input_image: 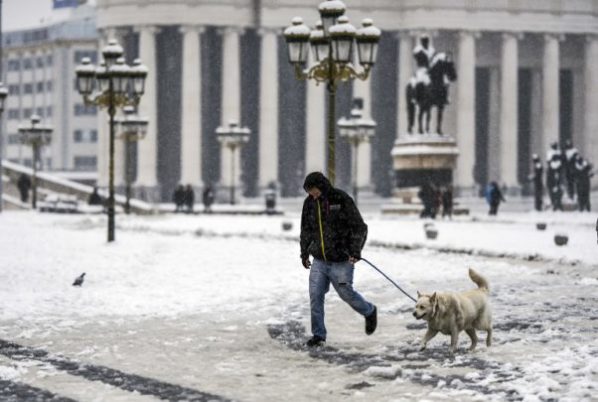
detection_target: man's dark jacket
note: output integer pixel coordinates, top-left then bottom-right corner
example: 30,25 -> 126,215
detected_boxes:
300,172 -> 368,262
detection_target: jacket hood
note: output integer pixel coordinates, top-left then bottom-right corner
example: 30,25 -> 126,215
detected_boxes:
303,172 -> 332,194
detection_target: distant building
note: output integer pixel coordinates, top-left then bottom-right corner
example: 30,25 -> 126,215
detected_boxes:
2,4 -> 98,179
92,0 -> 598,201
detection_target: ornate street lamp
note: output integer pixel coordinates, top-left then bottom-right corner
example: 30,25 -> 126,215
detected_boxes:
0,82 -> 8,213
115,105 -> 148,214
284,0 -> 380,184
216,121 -> 250,205
337,101 -> 375,205
75,39 -> 148,242
18,115 -> 52,209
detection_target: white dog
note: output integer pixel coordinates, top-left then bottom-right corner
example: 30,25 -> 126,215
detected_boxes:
413,269 -> 492,354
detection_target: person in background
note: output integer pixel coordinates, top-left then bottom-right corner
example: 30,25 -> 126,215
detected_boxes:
88,187 -> 103,206
441,185 -> 453,219
184,184 -> 195,214
486,181 -> 505,216
173,184 -> 185,213
528,154 -> 544,212
202,185 -> 215,213
17,173 -> 31,203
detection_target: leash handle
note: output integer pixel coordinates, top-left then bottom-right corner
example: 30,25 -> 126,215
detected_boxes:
360,257 -> 417,303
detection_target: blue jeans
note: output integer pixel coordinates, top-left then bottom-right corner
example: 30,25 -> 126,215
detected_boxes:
309,258 -> 375,339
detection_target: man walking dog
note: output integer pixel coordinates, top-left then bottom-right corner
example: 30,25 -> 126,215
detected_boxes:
300,172 -> 377,347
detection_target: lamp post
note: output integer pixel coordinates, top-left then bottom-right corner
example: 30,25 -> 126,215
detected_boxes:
18,115 -> 52,209
337,102 -> 375,205
283,0 -> 380,185
115,105 -> 148,214
0,83 -> 7,212
75,39 -> 148,242
216,121 -> 250,205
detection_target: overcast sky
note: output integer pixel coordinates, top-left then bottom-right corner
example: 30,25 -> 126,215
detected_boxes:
3,0 -> 96,32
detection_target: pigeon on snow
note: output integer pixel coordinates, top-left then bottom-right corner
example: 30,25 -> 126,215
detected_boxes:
72,273 -> 86,287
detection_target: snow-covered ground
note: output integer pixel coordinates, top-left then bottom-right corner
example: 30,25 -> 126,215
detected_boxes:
0,210 -> 596,401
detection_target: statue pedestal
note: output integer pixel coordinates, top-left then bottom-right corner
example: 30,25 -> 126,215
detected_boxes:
382,133 -> 468,216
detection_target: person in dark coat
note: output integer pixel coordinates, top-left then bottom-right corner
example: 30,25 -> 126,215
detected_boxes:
202,185 -> 214,213
574,157 -> 593,212
486,181 -> 505,215
563,140 -> 579,201
173,184 -> 185,213
184,184 -> 195,213
300,172 -> 377,347
547,153 -> 564,211
17,174 -> 31,203
441,185 -> 453,219
88,187 -> 103,206
418,181 -> 436,219
528,154 -> 544,212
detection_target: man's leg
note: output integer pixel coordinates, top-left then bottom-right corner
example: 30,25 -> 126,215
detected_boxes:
309,259 -> 330,340
329,261 -> 374,317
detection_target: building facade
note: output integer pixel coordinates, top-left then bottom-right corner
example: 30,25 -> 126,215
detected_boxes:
2,5 -> 99,177
90,0 -> 598,199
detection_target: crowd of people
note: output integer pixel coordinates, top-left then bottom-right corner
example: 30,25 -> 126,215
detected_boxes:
417,182 -> 454,219
529,140 -> 594,212
172,184 -> 214,213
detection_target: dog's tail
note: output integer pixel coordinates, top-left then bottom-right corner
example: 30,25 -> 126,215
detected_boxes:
469,268 -> 489,292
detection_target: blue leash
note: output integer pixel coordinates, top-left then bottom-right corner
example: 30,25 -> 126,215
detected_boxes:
360,257 -> 417,303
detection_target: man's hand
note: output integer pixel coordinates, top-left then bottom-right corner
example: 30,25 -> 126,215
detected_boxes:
349,256 -> 359,264
302,257 -> 311,269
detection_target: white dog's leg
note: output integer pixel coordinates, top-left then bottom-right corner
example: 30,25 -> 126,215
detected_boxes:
420,329 -> 438,351
486,327 -> 492,347
449,330 -> 460,354
465,328 -> 478,351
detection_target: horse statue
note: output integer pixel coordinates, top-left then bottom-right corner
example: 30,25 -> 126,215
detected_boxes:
406,50 -> 457,135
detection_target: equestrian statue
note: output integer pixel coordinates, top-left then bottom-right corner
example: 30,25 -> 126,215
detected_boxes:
406,35 -> 457,135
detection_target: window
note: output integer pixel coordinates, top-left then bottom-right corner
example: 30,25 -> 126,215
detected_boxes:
74,156 -> 97,171
46,106 -> 53,117
74,129 -> 98,143
46,55 -> 53,66
36,82 -> 45,93
36,57 -> 44,68
7,60 -> 20,71
23,83 -> 33,94
23,108 -> 33,118
36,107 -> 44,117
8,84 -> 20,95
74,103 -> 97,116
8,109 -> 20,120
46,81 -> 53,92
23,59 -> 33,70
7,134 -> 20,144
74,50 -> 97,64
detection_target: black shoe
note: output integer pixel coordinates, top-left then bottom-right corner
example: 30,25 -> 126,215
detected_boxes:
365,305 -> 377,335
305,336 -> 326,347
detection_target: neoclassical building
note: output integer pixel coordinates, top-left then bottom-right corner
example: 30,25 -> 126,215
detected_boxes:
95,0 -> 598,200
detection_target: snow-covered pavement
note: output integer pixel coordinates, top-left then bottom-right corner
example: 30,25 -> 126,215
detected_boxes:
0,211 -> 597,401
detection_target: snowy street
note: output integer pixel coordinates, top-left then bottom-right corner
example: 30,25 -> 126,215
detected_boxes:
0,211 -> 597,401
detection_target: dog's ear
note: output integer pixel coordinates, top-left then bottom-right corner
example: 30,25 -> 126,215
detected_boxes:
417,290 -> 422,299
430,292 -> 436,302
431,292 -> 438,316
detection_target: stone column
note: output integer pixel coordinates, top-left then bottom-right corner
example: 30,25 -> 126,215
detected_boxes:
134,25 -> 160,199
179,25 -> 204,189
584,34 -> 598,171
499,33 -> 520,192
542,34 -> 561,156
455,31 -> 477,194
258,28 -> 279,193
353,78 -> 373,193
305,51 -> 325,173
219,28 -> 242,190
397,32 -> 413,138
